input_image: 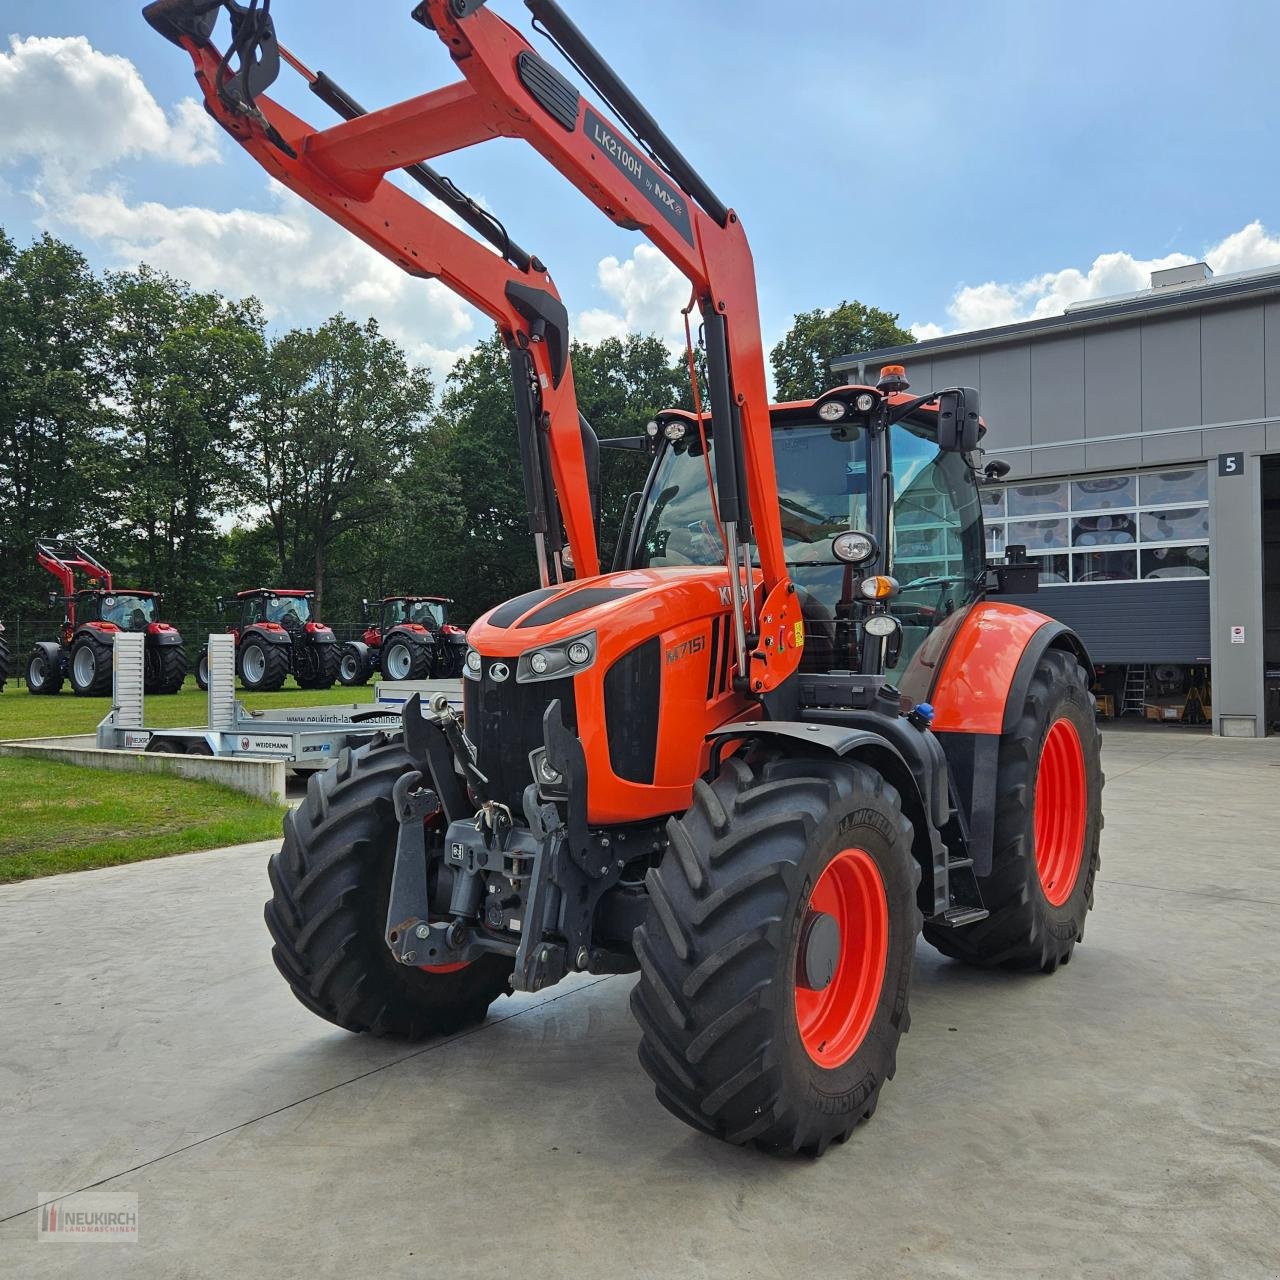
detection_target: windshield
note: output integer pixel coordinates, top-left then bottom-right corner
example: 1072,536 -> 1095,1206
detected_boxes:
632,422 -> 869,570
264,595 -> 311,625
100,594 -> 156,629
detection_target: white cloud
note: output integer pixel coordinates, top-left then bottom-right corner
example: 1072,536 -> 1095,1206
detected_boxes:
52,183 -> 479,385
574,243 -> 690,350
0,34 -> 219,173
910,220 -> 1280,339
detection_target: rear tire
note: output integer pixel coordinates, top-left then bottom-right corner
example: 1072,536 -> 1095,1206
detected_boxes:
380,637 -> 431,682
631,754 -> 920,1154
238,639 -> 289,692
26,647 -> 63,695
195,647 -> 209,691
264,735 -> 513,1037
338,643 -> 371,687
923,648 -> 1103,973
145,644 -> 188,694
70,636 -> 112,696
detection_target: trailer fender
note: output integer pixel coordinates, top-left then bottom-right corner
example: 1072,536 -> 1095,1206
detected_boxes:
706,719 -> 949,917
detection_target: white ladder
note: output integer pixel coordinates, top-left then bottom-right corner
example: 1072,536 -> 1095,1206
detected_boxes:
1121,664 -> 1147,716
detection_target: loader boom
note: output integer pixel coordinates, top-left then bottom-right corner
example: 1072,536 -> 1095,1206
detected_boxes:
144,0 -> 800,691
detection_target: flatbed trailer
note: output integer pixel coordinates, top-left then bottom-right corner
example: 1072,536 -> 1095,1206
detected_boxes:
96,634 -> 461,768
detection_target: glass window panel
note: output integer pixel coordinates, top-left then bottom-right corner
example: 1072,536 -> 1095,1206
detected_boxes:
1030,552 -> 1071,585
979,486 -> 1006,518
1073,549 -> 1137,582
1141,544 -> 1209,579
1071,475 -> 1136,510
985,524 -> 1006,557
1139,467 -> 1207,506
1071,513 -> 1136,547
1139,507 -> 1210,543
1007,482 -> 1068,516
1006,516 -> 1069,551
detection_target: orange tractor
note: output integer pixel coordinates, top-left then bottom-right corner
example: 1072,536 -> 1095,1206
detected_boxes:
148,0 -> 1103,1153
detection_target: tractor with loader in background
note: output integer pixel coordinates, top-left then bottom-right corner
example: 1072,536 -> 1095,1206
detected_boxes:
25,540 -> 187,697
339,595 -> 468,686
194,588 -> 340,692
148,0 -> 1103,1155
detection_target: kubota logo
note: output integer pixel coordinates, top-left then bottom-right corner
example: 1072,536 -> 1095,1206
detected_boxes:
489,662 -> 510,683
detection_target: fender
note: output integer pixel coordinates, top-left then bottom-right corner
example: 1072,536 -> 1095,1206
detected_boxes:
242,624 -> 293,647
344,640 -> 372,664
30,639 -> 64,670
75,623 -> 117,645
924,602 -> 1093,876
706,718 -> 951,918
304,621 -> 337,643
145,625 -> 185,647
385,625 -> 435,649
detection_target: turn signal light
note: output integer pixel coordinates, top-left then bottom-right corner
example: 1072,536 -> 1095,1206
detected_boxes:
859,575 -> 900,600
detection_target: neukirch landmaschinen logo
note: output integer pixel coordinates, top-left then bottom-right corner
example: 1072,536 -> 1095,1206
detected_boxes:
38,1192 -> 138,1243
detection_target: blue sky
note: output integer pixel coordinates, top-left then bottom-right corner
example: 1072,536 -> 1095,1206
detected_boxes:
3,0 -> 1278,383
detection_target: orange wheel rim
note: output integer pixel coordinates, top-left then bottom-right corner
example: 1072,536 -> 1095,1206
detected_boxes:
1034,718 -> 1087,907
794,847 -> 889,1068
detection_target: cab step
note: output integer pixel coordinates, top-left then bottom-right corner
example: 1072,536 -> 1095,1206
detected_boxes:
928,905 -> 989,928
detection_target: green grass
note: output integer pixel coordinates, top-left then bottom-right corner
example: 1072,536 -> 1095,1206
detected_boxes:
0,675 -> 369,740
0,755 -> 286,882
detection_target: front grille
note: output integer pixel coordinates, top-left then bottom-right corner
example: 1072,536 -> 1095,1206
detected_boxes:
463,665 -> 576,812
604,639 -> 660,784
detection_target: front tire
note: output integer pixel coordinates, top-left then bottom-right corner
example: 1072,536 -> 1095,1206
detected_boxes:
238,639 -> 289,692
264,735 -> 513,1037
923,648 -> 1103,972
338,643 -> 371,686
195,647 -> 210,691
631,754 -> 920,1154
145,644 -> 188,694
380,636 -> 431,682
26,647 -> 64,695
70,636 -> 112,696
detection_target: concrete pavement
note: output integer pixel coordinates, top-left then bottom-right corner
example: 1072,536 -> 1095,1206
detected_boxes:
1,725 -> 1277,1278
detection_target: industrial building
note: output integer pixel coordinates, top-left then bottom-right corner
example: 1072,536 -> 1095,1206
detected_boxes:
837,262 -> 1280,736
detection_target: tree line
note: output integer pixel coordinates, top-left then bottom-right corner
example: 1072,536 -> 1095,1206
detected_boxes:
0,227 -> 910,628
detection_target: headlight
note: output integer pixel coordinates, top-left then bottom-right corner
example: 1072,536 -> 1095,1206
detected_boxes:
863,613 -> 900,638
464,648 -> 482,678
832,531 -> 878,564
817,400 -> 847,422
516,631 -> 597,682
855,392 -> 876,412
645,420 -> 660,438
663,421 -> 687,441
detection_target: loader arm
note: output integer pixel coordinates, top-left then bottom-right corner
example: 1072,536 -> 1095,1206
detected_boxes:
145,0 -> 799,690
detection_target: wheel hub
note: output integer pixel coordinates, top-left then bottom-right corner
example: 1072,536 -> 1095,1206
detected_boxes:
1034,717 -> 1088,906
797,910 -> 841,992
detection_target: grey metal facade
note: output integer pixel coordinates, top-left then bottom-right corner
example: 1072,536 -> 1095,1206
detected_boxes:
835,266 -> 1280,736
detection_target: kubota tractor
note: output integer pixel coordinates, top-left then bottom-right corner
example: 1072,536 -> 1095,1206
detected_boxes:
339,595 -> 467,685
150,0 -> 1104,1154
194,589 -> 339,692
26,540 -> 187,696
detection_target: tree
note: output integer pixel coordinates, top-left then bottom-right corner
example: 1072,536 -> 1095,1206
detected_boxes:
0,231 -> 113,614
569,334 -> 691,566
104,266 -> 265,614
770,300 -> 913,401
242,315 -> 434,615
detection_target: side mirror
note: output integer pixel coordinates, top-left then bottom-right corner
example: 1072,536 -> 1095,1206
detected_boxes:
48,591 -> 59,608
360,598 -> 370,624
215,596 -> 225,614
937,387 -> 981,452
983,458 -> 1012,481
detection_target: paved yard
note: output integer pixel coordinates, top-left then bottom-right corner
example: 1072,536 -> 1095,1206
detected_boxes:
0,725 -> 1277,1278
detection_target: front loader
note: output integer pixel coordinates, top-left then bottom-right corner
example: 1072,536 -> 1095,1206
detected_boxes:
147,0 -> 1103,1154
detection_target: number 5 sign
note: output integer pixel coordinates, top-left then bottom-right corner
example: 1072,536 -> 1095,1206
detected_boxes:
1218,451 -> 1245,477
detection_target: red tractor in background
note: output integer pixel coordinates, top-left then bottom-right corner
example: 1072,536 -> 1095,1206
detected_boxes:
25,540 -> 187,697
194,588 -> 339,692
338,595 -> 468,686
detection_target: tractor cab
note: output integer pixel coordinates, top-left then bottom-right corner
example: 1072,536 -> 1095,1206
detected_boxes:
382,596 -> 450,632
233,589 -> 315,633
75,590 -> 159,632
621,374 -> 994,681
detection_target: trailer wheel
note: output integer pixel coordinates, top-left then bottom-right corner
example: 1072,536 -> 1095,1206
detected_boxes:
923,648 -> 1103,973
296,642 -> 340,690
338,643 -> 371,686
631,754 -> 920,1155
146,644 -> 188,695
70,635 -> 112,696
264,735 -> 513,1037
195,647 -> 210,691
239,639 -> 288,692
380,637 -> 431,682
26,646 -> 63,695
